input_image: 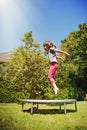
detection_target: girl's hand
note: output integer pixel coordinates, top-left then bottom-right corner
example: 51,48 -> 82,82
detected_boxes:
65,52 -> 70,56
57,56 -> 64,61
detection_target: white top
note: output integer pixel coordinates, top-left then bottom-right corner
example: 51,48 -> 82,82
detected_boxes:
48,47 -> 58,63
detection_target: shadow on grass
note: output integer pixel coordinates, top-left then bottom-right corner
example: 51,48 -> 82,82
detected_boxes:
22,107 -> 76,114
74,126 -> 87,130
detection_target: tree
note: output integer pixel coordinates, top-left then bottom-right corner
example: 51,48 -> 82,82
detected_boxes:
58,23 -> 87,100
3,31 -> 54,102
21,31 -> 40,50
5,46 -> 49,99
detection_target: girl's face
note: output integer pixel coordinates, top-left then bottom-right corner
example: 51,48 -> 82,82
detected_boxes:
44,44 -> 50,52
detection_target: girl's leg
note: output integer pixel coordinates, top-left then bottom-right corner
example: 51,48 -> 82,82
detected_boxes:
48,63 -> 59,96
52,82 -> 59,96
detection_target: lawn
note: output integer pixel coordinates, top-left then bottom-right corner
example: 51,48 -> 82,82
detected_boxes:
0,101 -> 87,130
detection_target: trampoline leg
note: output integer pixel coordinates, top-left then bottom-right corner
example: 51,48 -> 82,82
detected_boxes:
59,104 -> 61,110
37,103 -> 39,109
22,103 -> 24,111
31,102 -> 33,114
64,103 -> 66,114
75,101 -> 77,111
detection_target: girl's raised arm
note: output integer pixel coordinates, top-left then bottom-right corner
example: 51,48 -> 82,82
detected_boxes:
54,49 -> 70,56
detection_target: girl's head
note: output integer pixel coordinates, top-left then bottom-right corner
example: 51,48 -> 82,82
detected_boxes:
43,41 -> 53,51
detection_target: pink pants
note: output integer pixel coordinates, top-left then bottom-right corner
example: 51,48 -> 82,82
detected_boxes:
48,62 -> 58,85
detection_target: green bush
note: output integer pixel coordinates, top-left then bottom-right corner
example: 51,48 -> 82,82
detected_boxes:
0,80 -> 19,103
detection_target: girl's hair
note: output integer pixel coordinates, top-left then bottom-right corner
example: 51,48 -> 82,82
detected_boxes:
43,40 -> 53,47
43,40 -> 56,48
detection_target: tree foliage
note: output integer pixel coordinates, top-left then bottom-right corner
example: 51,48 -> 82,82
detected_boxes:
58,23 -> 87,100
21,31 -> 40,49
2,31 -> 54,102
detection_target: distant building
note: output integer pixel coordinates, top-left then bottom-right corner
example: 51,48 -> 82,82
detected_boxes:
0,52 -> 11,63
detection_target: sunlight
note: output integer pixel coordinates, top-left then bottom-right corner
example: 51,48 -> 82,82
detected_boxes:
0,0 -> 38,52
0,0 -> 37,34
0,0 -> 7,6
0,0 -> 10,8
0,0 -> 26,49
0,0 -> 22,31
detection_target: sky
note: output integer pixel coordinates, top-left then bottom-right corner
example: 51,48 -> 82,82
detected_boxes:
0,0 -> 87,53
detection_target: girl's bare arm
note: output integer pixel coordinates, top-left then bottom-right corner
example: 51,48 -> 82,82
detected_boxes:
57,56 -> 64,61
54,49 -> 70,56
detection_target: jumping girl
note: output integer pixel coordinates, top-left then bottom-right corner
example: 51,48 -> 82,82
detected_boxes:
43,40 -> 70,96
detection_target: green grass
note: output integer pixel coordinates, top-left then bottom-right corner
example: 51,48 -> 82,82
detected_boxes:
0,101 -> 87,130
